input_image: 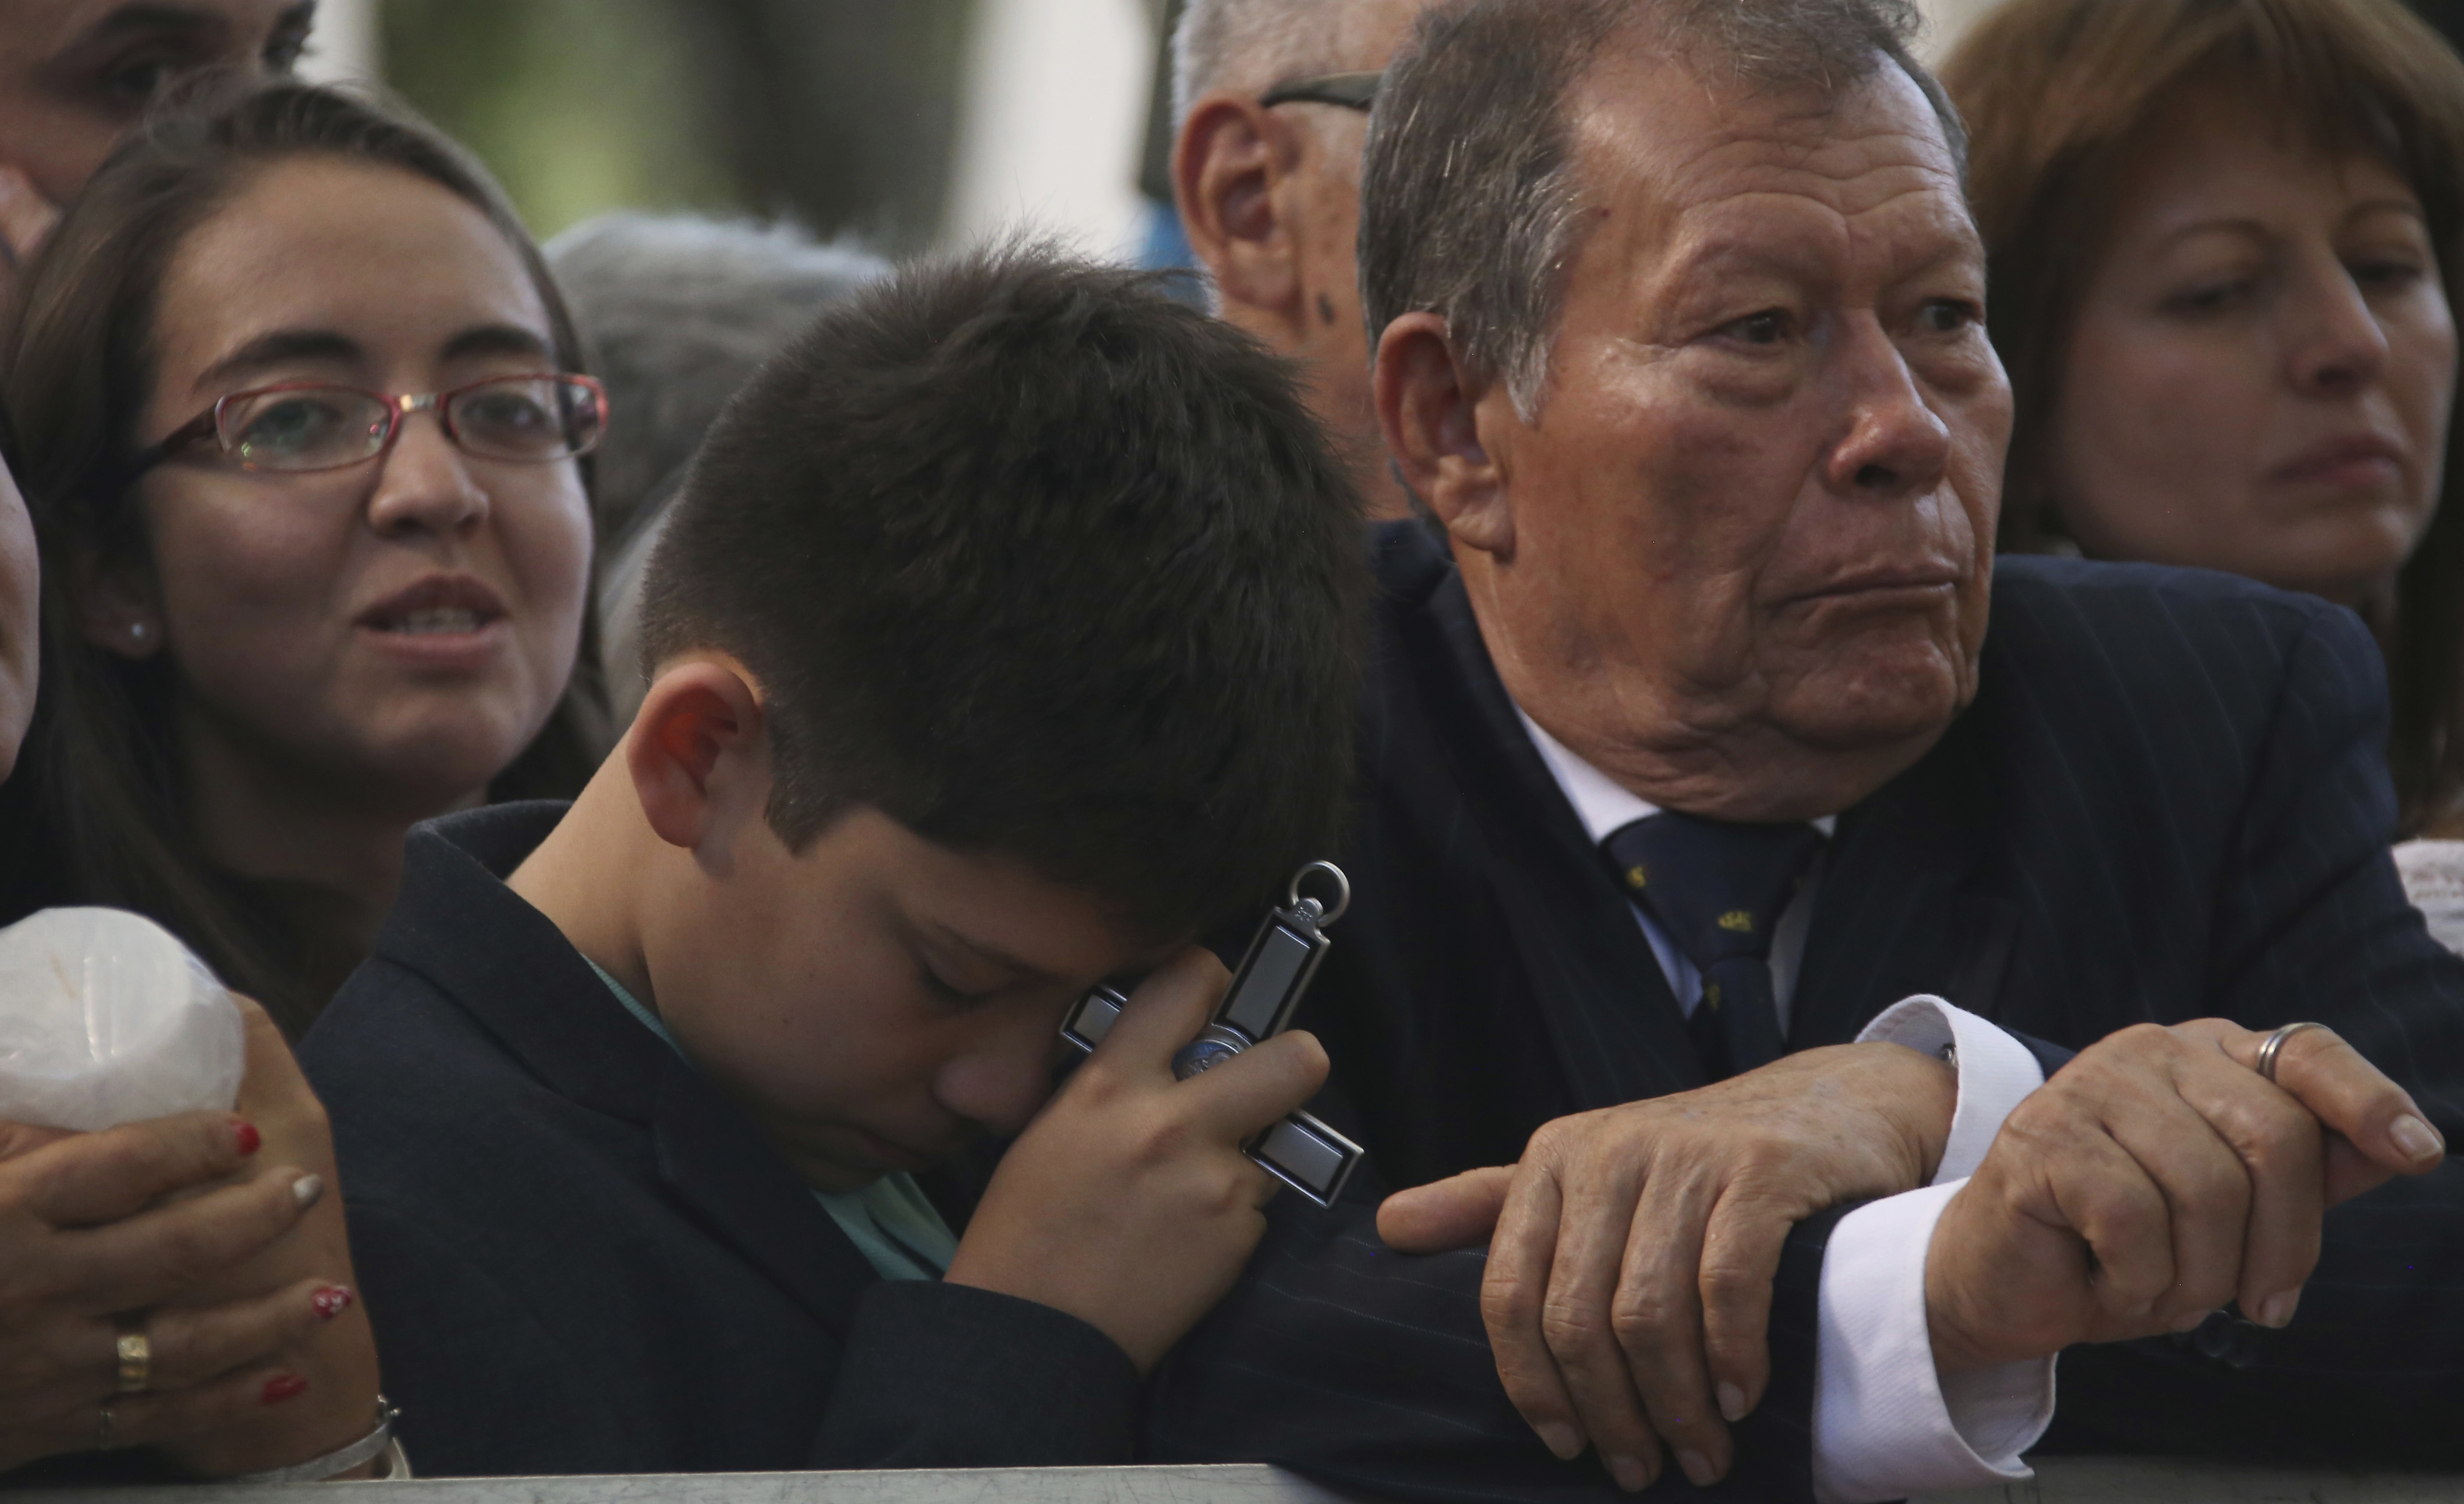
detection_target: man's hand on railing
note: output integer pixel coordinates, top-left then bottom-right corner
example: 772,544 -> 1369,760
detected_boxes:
1926,1019 -> 2445,1373
1376,1040 -> 1958,1492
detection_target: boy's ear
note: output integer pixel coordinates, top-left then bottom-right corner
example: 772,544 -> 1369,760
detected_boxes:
625,658 -> 767,853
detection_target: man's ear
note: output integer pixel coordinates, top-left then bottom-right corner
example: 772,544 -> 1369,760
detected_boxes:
625,658 -> 767,855
68,551 -> 163,661
1374,313 -> 1514,558
1175,93 -> 1303,333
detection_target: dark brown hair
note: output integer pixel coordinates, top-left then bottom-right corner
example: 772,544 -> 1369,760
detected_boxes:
640,244 -> 1366,939
0,77 -> 607,1034
1944,0 -> 2464,834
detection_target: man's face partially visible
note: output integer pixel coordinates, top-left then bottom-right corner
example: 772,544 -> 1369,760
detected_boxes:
0,0 -> 313,204
1464,48 -> 2010,820
645,802 -> 1167,1193
1182,0 -> 1429,518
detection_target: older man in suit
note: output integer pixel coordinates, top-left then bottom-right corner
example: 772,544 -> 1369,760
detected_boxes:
1149,0 -> 2463,1500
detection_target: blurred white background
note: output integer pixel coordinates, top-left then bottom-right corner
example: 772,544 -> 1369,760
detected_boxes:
938,0 -> 2002,259
309,0 -> 2006,259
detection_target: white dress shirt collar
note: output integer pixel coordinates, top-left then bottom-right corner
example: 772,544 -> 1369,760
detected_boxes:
1514,705 -> 1838,841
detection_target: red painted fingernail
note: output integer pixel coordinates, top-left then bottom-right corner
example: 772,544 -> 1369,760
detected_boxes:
311,1285 -> 353,1321
234,1120 -> 261,1156
261,1374 -> 307,1405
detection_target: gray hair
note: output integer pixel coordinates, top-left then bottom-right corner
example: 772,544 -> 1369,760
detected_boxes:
1358,0 -> 1965,418
543,212 -> 889,718
1175,0 -> 1413,122
545,212 -> 891,546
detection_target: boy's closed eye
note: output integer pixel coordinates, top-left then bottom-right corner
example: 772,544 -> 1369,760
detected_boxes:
916,948 -> 1000,1007
912,923 -> 1055,1009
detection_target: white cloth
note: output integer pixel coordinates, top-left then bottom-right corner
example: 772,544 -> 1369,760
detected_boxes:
1516,712 -> 2055,1502
2394,839 -> 2464,956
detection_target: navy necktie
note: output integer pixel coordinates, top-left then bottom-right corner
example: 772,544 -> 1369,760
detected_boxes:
1601,811 -> 1824,1080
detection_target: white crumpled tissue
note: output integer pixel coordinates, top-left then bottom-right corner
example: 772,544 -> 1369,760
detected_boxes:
2396,839 -> 2464,959
0,907 -> 245,1131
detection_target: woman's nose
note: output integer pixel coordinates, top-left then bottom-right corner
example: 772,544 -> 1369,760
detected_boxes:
364,410 -> 490,537
2287,265 -> 2393,398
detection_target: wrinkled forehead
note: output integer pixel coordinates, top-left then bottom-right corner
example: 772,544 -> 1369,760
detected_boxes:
1565,43 -> 1974,285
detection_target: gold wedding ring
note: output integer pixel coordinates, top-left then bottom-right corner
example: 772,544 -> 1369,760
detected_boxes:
114,1325 -> 150,1395
2256,1020 -> 2327,1084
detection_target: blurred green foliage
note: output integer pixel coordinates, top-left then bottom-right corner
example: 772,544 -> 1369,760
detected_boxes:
381,0 -> 739,240
379,0 -> 976,251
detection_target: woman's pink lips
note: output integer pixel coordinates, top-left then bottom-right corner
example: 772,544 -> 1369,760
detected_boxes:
2278,456 -> 2404,491
354,615 -> 512,673
353,571 -> 509,629
2270,435 -> 2407,490
352,572 -> 513,673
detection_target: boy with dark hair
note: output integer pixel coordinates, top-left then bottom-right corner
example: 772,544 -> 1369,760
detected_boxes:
298,246 -> 1367,1475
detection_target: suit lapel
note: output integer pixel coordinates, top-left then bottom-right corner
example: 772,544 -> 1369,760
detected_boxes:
1791,700 -> 2017,1047
650,1072 -> 880,1337
384,807 -> 885,1339
1404,572 -> 1705,1107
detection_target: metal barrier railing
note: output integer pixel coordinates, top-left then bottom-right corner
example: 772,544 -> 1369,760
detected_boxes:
1918,1457 -> 2464,1503
15,1464 -> 1345,1504
19,1457 -> 2464,1503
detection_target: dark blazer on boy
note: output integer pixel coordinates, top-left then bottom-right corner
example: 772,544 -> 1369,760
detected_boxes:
298,804 -> 1142,1477
1291,520 -> 2464,1464
305,807 -> 1839,1499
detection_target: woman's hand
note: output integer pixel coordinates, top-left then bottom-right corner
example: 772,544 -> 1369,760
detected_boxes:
0,998 -> 378,1477
152,998 -> 381,1477
0,1108 -> 331,1472
946,948 -> 1330,1371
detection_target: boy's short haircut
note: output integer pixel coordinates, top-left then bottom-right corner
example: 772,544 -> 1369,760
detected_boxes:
638,244 -> 1369,938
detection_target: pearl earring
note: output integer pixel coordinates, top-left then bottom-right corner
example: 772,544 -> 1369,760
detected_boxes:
127,621 -> 147,643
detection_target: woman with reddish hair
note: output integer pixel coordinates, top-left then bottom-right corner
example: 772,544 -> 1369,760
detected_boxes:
1947,0 -> 2464,848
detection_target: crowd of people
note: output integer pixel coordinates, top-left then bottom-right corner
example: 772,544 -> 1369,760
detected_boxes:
0,0 -> 2460,1499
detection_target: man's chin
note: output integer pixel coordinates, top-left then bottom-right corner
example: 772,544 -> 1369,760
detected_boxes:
1768,648 -> 1972,755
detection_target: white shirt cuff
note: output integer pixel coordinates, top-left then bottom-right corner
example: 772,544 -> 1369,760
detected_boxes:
1808,997 -> 2054,1504
1853,994 -> 2045,1184
1811,1181 -> 2056,1504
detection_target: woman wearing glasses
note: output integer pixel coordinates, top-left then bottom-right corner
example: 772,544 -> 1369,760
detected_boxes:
0,78 -> 606,1037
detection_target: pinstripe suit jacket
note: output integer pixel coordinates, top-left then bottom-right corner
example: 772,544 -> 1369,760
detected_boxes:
1240,519 -> 2464,1470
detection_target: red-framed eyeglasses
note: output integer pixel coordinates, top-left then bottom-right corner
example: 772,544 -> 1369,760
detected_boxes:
125,373 -> 608,481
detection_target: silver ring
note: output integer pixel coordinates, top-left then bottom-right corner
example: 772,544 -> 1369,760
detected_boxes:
94,1400 -> 115,1452
1288,860 -> 1350,925
2256,1021 -> 2327,1084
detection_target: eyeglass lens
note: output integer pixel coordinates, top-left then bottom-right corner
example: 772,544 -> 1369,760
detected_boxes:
217,377 -> 604,471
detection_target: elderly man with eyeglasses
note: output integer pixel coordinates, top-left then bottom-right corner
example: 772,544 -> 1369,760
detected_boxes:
1169,0 -> 1422,521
